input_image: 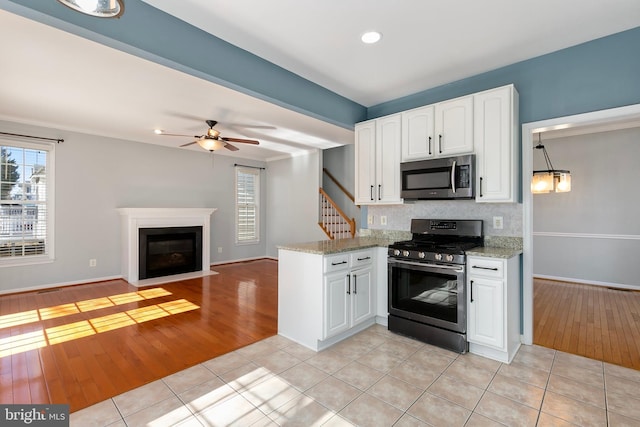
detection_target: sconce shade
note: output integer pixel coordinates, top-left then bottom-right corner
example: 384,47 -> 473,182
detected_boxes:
57,0 -> 124,18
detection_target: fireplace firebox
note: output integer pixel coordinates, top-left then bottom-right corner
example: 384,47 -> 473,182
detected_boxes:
138,226 -> 203,280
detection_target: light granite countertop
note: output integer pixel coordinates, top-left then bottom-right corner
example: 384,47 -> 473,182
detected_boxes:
278,236 -> 522,258
277,236 -> 396,255
466,246 -> 522,259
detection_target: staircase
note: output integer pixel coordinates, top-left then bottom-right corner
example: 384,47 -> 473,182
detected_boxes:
318,188 -> 355,240
318,168 -> 357,240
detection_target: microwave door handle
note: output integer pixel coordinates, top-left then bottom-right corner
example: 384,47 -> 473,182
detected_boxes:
450,160 -> 456,193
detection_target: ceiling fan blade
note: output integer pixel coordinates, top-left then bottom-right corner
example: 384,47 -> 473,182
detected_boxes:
222,137 -> 259,144
224,142 -> 239,151
180,141 -> 199,147
157,132 -> 196,137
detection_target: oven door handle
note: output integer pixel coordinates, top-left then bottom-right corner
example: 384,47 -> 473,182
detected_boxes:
389,259 -> 464,273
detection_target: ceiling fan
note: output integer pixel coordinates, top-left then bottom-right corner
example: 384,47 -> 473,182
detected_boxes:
158,120 -> 260,152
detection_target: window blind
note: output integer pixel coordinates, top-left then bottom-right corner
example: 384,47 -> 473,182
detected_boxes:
236,167 -> 259,243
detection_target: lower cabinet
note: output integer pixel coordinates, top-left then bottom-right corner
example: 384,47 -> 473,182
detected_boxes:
324,266 -> 373,339
467,255 -> 521,363
278,248 -> 377,351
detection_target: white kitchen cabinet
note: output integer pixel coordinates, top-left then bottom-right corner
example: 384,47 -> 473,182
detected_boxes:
355,115 -> 402,205
278,248 -> 377,351
401,97 -> 474,161
401,105 -> 435,161
474,85 -> 519,202
435,95 -> 474,156
323,263 -> 373,339
467,255 -> 521,363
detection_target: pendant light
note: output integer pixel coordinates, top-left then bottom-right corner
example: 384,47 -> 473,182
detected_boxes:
57,0 -> 124,18
531,133 -> 571,194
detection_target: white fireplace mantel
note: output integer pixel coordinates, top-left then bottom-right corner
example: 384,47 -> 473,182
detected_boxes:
117,208 -> 216,286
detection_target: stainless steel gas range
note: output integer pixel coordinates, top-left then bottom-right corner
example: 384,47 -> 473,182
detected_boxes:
387,219 -> 483,353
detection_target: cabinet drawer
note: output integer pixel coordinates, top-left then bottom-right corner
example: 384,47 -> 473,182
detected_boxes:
468,257 -> 504,279
324,254 -> 350,273
350,250 -> 373,269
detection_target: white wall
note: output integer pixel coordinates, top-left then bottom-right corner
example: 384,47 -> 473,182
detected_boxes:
0,120 -> 266,293
266,151 -> 327,257
533,126 -> 640,288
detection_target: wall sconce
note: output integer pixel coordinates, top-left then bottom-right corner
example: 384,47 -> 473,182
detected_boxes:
57,0 -> 124,18
531,133 -> 571,194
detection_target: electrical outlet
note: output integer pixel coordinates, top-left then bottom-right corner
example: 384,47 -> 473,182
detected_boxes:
89,259 -> 97,267
380,215 -> 387,225
217,247 -> 223,253
367,215 -> 373,225
493,216 -> 504,230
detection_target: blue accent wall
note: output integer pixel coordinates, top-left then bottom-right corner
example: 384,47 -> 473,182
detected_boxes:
3,0 -> 366,129
368,26 -> 640,123
3,1 -> 639,130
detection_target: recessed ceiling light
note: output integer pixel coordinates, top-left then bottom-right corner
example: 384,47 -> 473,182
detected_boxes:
153,129 -> 164,135
56,0 -> 124,18
361,31 -> 382,44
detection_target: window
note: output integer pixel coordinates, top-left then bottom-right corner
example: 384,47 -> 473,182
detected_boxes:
0,140 -> 54,265
235,166 -> 259,244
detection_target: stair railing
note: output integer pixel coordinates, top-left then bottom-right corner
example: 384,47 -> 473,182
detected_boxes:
318,188 -> 356,240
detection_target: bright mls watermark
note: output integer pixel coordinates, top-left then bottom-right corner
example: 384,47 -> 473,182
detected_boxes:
1,405 -> 69,426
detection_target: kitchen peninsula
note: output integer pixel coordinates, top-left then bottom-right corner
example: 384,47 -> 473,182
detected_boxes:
277,233 -> 522,359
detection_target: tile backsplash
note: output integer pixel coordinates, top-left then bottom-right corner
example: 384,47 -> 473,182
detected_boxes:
365,200 -> 523,237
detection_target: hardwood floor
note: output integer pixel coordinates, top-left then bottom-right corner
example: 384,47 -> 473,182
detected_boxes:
534,277 -> 640,370
0,259 -> 278,412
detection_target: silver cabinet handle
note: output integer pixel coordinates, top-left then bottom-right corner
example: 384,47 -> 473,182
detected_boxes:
472,265 -> 498,271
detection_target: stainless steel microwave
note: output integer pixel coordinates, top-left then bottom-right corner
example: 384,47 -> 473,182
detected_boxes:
400,154 -> 475,200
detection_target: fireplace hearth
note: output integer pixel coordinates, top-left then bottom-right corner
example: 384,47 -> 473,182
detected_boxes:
139,226 -> 203,280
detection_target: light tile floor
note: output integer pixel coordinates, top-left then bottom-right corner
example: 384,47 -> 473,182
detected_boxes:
70,324 -> 640,426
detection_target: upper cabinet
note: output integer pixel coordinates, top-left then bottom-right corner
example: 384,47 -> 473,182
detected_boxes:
355,114 -> 403,205
435,96 -> 474,156
401,96 -> 474,161
474,85 -> 519,203
401,105 -> 435,161
356,84 -> 519,204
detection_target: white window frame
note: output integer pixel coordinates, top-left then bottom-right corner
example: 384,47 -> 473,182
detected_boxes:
235,166 -> 260,245
0,139 -> 55,267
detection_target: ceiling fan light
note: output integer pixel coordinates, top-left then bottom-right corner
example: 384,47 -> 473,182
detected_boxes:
197,138 -> 225,151
57,0 -> 124,18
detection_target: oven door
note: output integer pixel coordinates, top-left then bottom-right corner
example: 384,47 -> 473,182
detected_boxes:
388,258 -> 466,333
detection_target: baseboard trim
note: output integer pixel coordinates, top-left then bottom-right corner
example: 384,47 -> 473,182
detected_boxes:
210,256 -> 277,266
534,274 -> 640,291
0,275 -> 123,296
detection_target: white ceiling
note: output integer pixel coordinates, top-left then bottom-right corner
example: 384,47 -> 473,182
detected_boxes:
1,1 -> 639,161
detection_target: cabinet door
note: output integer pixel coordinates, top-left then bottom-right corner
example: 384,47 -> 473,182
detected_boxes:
323,272 -> 350,338
467,276 -> 504,349
402,106 -> 435,161
376,114 -> 402,203
354,121 -> 376,204
351,267 -> 374,326
475,86 -> 516,202
435,96 -> 473,156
